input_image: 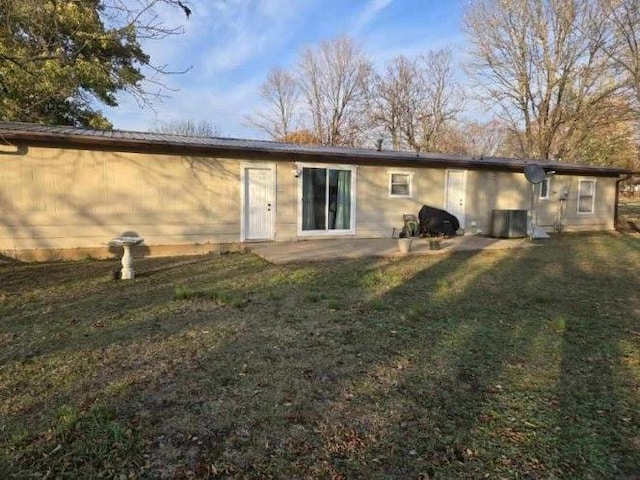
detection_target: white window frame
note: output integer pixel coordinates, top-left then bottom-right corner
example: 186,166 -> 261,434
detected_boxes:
388,172 -> 413,198
577,179 -> 596,214
539,177 -> 551,200
297,163 -> 357,236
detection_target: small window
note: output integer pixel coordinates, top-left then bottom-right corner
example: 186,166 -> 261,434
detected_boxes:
577,179 -> 595,214
390,173 -> 412,197
539,178 -> 550,200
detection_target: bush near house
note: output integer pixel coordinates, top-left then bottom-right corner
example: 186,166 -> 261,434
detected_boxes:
1,233 -> 639,478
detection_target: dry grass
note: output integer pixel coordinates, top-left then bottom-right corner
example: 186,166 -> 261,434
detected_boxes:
1,233 -> 639,478
619,196 -> 640,232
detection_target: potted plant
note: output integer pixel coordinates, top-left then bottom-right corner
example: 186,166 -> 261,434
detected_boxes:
428,237 -> 442,250
398,236 -> 413,253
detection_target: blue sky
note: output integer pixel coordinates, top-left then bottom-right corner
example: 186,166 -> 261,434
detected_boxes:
105,0 -> 467,138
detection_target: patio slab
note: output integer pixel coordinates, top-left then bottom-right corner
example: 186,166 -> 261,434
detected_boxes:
247,235 -> 537,264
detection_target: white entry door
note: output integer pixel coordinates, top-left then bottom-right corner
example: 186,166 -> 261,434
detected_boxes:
243,167 -> 274,241
445,169 -> 466,230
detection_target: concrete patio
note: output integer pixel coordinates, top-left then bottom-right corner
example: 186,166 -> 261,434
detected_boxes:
247,235 -> 538,264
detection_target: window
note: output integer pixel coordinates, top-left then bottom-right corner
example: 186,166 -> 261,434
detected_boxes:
301,167 -> 353,231
577,179 -> 595,214
539,178 -> 550,200
389,173 -> 412,197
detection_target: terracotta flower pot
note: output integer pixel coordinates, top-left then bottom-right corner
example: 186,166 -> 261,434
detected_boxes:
398,238 -> 413,253
429,239 -> 442,250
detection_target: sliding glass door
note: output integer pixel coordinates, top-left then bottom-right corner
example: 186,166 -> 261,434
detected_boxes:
301,166 -> 354,233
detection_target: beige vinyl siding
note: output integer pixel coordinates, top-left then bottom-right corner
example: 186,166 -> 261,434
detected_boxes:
355,166 -> 445,237
463,171 -> 531,234
0,144 -> 620,257
525,175 -> 614,231
463,171 -> 616,234
445,171 -> 617,234
0,146 -> 241,251
274,161 -> 299,242
567,177 -> 615,230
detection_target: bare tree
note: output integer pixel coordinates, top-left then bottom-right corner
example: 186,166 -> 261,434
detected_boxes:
600,0 -> 640,173
151,119 -> 221,137
601,0 -> 640,113
458,119 -> 511,157
367,49 -> 463,152
246,68 -> 299,139
297,37 -> 371,146
368,55 -> 419,150
248,39 -> 461,151
464,0 -> 627,161
278,129 -> 321,145
413,50 -> 464,152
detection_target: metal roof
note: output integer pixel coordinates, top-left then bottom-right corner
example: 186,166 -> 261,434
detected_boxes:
0,121 -> 631,176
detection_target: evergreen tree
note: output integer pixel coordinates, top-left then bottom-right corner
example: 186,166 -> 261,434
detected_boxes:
0,0 -> 190,128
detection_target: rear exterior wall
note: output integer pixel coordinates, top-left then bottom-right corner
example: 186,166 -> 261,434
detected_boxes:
0,146 -> 618,260
0,146 -> 242,258
464,170 -> 616,234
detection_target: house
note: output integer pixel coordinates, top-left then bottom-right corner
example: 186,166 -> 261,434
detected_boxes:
0,121 -> 632,261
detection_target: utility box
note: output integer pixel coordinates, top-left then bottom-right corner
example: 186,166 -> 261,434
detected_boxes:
491,209 -> 528,238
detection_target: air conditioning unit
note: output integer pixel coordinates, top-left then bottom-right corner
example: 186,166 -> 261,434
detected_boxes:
491,209 -> 528,238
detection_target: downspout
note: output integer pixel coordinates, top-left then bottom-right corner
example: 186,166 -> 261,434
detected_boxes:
615,173 -> 634,230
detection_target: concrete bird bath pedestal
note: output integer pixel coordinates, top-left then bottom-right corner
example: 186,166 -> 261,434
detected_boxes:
110,236 -> 144,279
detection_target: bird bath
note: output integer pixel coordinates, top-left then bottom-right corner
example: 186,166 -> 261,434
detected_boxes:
110,236 -> 144,279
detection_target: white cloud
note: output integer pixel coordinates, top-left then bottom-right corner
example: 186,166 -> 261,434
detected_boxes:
103,1 -> 479,138
197,0 -> 311,76
107,76 -> 266,138
106,0 -> 318,136
363,30 -> 465,69
351,0 -> 393,35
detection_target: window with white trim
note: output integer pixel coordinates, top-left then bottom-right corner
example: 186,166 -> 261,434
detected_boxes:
577,179 -> 595,214
389,173 -> 412,197
539,178 -> 550,200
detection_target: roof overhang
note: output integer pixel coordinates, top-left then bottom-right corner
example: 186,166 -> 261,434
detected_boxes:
0,122 -> 631,178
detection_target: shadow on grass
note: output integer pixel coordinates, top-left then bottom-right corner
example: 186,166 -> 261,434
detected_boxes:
1,234 -> 639,478
553,235 -> 640,476
0,255 -> 275,364
294,243 -> 559,477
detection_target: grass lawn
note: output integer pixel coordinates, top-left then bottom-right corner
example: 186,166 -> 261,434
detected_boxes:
619,197 -> 640,232
1,233 -> 639,478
